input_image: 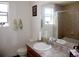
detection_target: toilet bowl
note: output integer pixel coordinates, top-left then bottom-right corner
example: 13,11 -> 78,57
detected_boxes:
17,47 -> 27,57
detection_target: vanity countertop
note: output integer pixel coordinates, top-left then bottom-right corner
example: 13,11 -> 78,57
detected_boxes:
25,40 -> 71,57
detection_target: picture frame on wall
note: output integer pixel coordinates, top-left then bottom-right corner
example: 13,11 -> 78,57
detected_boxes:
32,5 -> 37,16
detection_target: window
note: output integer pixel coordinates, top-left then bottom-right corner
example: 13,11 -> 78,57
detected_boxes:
44,8 -> 54,24
0,3 -> 9,27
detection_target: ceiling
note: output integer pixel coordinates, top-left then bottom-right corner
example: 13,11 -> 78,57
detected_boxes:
52,1 -> 77,4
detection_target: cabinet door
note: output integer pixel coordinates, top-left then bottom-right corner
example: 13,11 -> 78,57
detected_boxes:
27,45 -> 41,57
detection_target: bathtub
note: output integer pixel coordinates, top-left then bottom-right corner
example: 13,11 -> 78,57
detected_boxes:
61,37 -> 79,49
63,37 -> 79,44
56,37 -> 78,49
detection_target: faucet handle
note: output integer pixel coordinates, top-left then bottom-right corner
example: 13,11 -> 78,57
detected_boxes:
47,37 -> 53,44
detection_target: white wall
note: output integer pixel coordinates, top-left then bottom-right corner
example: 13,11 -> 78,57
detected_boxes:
0,1 -> 57,56
31,1 -> 50,41
31,1 -> 58,40
0,1 -> 32,56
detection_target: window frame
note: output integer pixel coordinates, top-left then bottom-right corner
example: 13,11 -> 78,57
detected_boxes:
0,3 -> 9,27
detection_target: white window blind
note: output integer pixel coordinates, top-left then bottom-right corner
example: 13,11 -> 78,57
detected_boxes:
44,8 -> 54,24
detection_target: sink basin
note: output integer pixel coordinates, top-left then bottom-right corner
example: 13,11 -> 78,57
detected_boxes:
33,42 -> 52,51
56,39 -> 67,45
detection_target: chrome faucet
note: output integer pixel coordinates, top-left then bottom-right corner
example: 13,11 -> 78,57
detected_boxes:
47,37 -> 57,45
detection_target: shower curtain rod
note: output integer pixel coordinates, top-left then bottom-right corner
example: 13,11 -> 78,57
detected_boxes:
56,9 -> 78,13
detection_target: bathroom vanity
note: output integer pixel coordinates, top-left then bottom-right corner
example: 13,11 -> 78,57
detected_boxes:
25,40 -> 71,57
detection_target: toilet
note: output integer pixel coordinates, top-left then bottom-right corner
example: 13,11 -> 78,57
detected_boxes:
17,47 -> 27,57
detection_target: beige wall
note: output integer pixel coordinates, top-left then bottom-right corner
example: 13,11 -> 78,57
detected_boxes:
58,2 -> 79,40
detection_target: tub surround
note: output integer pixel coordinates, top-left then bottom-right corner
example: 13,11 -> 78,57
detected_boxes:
25,39 -> 76,57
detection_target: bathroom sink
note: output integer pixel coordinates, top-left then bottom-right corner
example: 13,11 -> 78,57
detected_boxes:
56,39 -> 67,45
33,42 -> 52,51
